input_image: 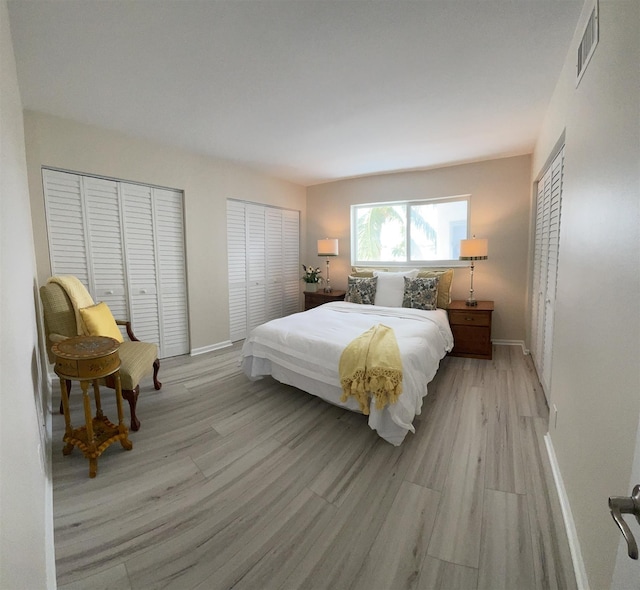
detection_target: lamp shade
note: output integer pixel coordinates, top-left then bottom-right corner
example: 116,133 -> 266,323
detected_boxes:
317,238 -> 339,256
459,238 -> 488,260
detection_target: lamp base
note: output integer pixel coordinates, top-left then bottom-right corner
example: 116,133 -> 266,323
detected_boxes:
465,298 -> 478,306
324,259 -> 332,293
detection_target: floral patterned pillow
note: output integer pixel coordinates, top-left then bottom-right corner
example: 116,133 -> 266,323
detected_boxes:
402,277 -> 439,310
346,276 -> 378,305
416,268 -> 454,309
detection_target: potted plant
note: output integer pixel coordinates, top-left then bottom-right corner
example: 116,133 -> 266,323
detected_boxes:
301,265 -> 323,292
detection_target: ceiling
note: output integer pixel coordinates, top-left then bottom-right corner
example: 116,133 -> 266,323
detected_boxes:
8,1 -> 583,186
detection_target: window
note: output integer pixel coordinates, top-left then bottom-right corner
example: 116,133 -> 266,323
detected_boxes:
351,195 -> 469,266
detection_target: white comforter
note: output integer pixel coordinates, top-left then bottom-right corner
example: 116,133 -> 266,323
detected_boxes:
241,301 -> 454,445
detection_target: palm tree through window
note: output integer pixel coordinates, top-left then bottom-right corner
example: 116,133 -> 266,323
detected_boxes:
352,196 -> 469,266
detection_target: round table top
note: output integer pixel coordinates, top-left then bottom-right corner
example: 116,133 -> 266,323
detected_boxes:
52,335 -> 120,360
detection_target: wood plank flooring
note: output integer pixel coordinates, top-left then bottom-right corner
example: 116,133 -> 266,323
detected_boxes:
53,344 -> 577,590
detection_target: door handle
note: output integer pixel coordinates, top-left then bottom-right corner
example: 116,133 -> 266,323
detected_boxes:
609,484 -> 640,559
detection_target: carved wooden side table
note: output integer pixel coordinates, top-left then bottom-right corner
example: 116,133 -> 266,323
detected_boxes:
52,335 -> 132,478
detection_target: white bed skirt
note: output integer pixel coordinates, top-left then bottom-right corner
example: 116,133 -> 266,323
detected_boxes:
242,354 -> 410,446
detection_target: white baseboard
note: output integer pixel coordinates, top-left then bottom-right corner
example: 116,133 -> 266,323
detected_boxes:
46,367 -> 55,392
544,433 -> 590,590
190,340 -> 233,356
492,339 -> 529,354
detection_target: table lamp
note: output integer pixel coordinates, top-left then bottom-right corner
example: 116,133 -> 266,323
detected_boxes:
459,236 -> 488,306
317,238 -> 339,293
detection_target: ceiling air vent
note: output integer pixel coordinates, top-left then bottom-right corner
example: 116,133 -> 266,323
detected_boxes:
576,1 -> 599,86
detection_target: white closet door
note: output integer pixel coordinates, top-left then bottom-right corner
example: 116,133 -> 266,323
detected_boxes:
226,200 -> 300,342
532,167 -> 551,372
227,201 -> 248,341
246,204 -> 267,332
43,170 -> 91,288
531,148 -> 564,398
530,174 -> 545,368
265,208 -> 283,322
121,183 -> 161,349
84,177 -> 128,321
44,170 -> 188,358
541,149 -> 564,391
154,188 -> 189,357
282,209 -> 300,316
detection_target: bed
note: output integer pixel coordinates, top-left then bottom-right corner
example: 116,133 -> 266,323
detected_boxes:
241,300 -> 454,445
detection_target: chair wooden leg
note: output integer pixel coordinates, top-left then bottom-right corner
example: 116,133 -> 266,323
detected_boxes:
59,379 -> 72,414
153,358 -> 162,390
121,386 -> 141,432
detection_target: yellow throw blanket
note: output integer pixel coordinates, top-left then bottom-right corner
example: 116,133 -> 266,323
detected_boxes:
47,275 -> 94,335
339,324 -> 403,415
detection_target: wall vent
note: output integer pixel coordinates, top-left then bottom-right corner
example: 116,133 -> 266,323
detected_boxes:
576,1 -> 599,86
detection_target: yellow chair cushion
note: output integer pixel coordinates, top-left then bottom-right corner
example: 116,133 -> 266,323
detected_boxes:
79,302 -> 124,343
117,341 -> 158,390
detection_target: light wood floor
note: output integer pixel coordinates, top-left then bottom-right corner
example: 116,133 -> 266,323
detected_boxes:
53,344 -> 577,590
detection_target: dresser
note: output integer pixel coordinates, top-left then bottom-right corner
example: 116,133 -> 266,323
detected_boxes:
447,300 -> 494,360
304,290 -> 346,311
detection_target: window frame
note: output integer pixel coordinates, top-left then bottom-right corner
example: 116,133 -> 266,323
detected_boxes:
350,194 -> 471,268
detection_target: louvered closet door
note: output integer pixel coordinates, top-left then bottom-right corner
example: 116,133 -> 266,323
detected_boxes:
532,168 -> 551,371
282,209 -> 300,316
43,170 -> 91,287
43,171 -> 128,325
265,208 -> 284,322
44,171 -> 189,358
541,150 -> 564,391
84,177 -> 128,320
226,201 -> 300,342
154,188 -> 189,357
246,204 -> 267,332
121,183 -> 161,350
227,201 -> 248,341
531,148 -> 564,399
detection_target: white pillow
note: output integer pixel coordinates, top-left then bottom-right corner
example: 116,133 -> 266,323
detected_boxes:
373,269 -> 419,307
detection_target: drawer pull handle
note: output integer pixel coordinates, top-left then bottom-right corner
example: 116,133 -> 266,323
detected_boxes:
465,317 -> 475,321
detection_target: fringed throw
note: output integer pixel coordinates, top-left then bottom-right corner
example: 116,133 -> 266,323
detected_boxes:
339,324 -> 403,414
47,275 -> 95,335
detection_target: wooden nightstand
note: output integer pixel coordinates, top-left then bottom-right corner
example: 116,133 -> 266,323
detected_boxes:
447,300 -> 494,360
304,290 -> 346,311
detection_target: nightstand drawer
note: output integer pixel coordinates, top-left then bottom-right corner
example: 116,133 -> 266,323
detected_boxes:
448,310 -> 492,327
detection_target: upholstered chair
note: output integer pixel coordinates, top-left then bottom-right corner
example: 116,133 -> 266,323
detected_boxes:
40,281 -> 161,431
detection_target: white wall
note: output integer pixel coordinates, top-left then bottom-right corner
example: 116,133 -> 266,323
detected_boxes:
23,111 -> 307,354
0,1 -> 55,587
533,1 -> 640,588
19,36 -> 305,590
307,155 -> 532,342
